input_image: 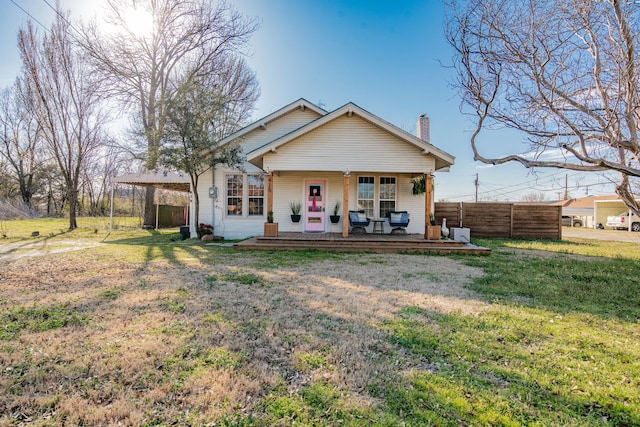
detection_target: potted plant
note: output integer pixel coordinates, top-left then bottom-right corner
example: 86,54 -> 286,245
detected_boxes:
330,201 -> 341,223
264,211 -> 278,237
289,201 -> 302,223
196,223 -> 214,239
426,213 -> 441,240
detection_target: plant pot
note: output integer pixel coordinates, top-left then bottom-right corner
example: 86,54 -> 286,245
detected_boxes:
330,215 -> 340,224
291,214 -> 301,223
426,225 -> 441,240
264,222 -> 278,237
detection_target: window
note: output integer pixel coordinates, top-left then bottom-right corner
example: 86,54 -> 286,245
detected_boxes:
357,176 -> 375,217
379,177 -> 396,218
356,176 -> 397,218
226,175 -> 243,216
247,175 -> 264,216
226,174 -> 264,217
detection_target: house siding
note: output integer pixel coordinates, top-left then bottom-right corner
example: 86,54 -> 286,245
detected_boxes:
194,164 -> 267,240
263,115 -> 436,173
194,168 -> 437,238
241,109 -> 322,154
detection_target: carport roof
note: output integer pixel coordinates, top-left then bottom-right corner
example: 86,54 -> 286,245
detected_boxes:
112,172 -> 190,193
551,195 -> 620,209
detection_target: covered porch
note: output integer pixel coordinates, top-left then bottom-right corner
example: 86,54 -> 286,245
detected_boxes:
265,172 -> 439,238
235,232 -> 490,255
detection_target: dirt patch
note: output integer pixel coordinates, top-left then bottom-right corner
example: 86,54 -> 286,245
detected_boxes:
0,239 -> 105,263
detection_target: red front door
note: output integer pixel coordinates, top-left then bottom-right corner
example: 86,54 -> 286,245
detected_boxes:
305,180 -> 325,232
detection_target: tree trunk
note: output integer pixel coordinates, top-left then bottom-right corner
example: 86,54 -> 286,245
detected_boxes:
192,182 -> 200,230
68,187 -> 78,230
143,187 -> 155,228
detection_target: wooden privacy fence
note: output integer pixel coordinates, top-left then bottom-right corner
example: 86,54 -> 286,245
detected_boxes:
435,202 -> 562,239
153,204 -> 188,227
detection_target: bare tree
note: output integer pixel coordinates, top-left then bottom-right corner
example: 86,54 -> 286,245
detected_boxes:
446,0 -> 640,215
19,12 -> 108,229
161,54 -> 259,228
0,160 -> 17,198
520,191 -> 547,203
0,80 -> 43,211
81,144 -> 127,216
78,0 -> 258,228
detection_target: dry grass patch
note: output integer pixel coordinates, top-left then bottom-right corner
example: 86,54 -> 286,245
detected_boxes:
0,244 -> 484,425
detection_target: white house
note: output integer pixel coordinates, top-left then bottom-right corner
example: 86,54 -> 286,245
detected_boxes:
191,98 -> 455,239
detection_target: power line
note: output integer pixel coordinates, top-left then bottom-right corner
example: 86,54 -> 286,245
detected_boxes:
447,169 -> 609,201
41,0 -> 83,36
8,0 -> 52,33
447,170 -> 566,200
477,170 -> 584,199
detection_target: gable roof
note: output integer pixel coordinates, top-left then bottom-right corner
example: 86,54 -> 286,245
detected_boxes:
202,98 -> 327,157
246,102 -> 454,171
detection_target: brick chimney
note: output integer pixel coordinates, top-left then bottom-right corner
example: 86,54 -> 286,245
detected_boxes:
416,114 -> 430,143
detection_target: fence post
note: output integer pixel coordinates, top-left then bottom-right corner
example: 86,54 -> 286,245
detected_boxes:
509,204 -> 514,238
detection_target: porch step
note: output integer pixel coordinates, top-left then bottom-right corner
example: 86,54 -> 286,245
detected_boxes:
234,234 -> 490,255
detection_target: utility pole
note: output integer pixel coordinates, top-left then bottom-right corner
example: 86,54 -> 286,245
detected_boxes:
564,174 -> 569,200
474,173 -> 479,202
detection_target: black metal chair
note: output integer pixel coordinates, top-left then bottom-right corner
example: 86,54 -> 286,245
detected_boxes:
348,210 -> 370,234
387,211 -> 410,235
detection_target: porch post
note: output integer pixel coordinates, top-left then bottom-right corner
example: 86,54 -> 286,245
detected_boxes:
342,172 -> 350,237
266,173 -> 274,215
424,174 -> 434,239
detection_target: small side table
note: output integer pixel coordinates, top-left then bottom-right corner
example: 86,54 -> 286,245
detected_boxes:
371,219 -> 386,234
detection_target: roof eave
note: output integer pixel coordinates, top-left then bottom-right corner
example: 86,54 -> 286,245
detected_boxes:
201,98 -> 327,158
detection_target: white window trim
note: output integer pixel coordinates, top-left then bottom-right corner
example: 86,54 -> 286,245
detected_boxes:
379,175 -> 397,217
225,173 -> 265,218
356,174 -> 398,218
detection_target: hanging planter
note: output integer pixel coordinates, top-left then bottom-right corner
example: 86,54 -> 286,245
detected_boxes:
411,175 -> 426,195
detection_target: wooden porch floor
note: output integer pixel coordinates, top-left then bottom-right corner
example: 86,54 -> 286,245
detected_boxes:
234,232 -> 490,255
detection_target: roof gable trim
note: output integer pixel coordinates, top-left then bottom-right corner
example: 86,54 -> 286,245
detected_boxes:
203,98 -> 326,155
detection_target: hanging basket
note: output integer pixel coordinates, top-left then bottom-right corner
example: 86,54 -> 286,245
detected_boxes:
411,175 -> 426,195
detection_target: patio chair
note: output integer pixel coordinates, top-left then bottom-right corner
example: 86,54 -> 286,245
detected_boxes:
348,210 -> 370,234
387,211 -> 410,235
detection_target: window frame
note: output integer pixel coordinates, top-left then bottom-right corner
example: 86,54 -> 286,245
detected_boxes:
356,176 -> 375,218
378,176 -> 397,218
356,175 -> 398,219
225,173 -> 265,218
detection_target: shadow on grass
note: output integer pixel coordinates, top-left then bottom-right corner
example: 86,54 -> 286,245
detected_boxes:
458,238 -> 640,322
102,230 -> 238,269
0,229 -> 73,260
382,306 -> 640,426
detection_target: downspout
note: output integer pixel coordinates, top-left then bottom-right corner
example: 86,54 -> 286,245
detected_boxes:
211,162 -> 216,236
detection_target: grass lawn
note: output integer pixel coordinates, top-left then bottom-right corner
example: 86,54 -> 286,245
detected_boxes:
0,220 -> 638,426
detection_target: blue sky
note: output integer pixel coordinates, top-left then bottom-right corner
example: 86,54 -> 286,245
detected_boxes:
2,0 -> 616,201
